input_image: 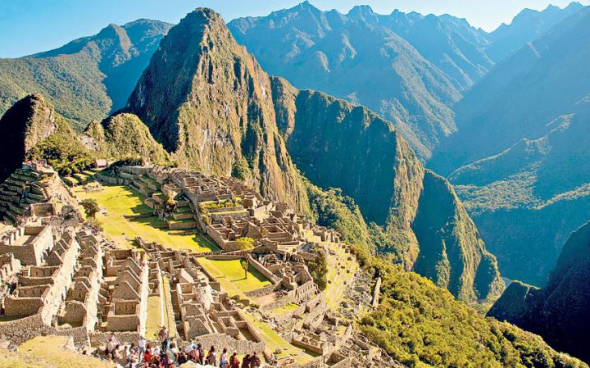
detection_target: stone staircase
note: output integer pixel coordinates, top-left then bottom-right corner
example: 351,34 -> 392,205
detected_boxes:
0,169 -> 53,223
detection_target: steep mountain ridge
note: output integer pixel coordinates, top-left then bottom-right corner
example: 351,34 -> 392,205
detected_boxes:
125,8 -> 311,215
0,19 -> 171,129
272,83 -> 503,301
488,221 -> 590,362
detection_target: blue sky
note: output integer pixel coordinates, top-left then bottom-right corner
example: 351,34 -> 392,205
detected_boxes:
0,0 -> 586,58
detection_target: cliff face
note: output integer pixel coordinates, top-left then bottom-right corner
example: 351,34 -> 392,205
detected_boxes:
273,82 -> 502,301
488,221 -> 590,362
126,9 -> 310,214
412,171 -> 504,301
0,94 -> 58,181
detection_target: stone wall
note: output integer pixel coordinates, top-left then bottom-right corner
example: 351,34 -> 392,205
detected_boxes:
89,331 -> 140,347
189,333 -> 265,355
0,314 -> 89,348
244,284 -> 276,298
246,254 -> 281,284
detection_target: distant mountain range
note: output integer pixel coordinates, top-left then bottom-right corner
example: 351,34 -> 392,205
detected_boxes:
228,2 -> 583,159
0,19 -> 171,130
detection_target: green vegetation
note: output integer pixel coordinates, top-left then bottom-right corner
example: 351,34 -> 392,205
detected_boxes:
489,221 -> 590,363
306,183 -> 370,247
271,303 -> 299,316
306,248 -> 328,291
125,8 -> 311,216
27,119 -> 95,176
236,237 -> 255,250
84,113 -> 171,165
196,258 -> 271,297
80,199 -> 100,219
351,245 -> 587,368
74,185 -> 218,252
0,20 -> 171,130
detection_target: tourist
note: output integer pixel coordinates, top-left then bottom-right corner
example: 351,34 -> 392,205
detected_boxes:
241,354 -> 250,368
138,336 -> 147,358
197,343 -> 205,365
206,346 -> 217,366
229,352 -> 240,368
177,351 -> 188,365
158,326 -> 169,351
250,352 -> 261,368
143,344 -> 152,368
220,347 -> 229,367
106,334 -> 120,356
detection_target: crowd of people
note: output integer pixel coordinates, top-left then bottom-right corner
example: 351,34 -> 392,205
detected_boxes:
102,327 -> 264,368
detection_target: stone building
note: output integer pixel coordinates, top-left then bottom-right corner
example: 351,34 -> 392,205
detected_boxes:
102,250 -> 149,335
4,228 -> 79,324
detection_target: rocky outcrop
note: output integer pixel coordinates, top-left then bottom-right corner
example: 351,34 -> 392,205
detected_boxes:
0,94 -> 58,182
488,221 -> 590,362
83,113 -> 169,164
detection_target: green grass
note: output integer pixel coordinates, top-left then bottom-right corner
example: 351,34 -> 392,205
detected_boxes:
16,336 -> 114,368
197,258 -> 271,297
145,295 -> 163,340
74,185 -> 219,252
271,303 -> 299,316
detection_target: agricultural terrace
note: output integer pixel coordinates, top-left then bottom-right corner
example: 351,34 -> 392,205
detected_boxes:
301,229 -> 358,310
73,185 -> 218,252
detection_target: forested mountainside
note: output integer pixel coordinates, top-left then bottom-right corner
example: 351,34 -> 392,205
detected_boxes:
353,244 -> 587,368
485,2 -> 583,62
228,2 -> 463,160
125,8 -> 311,216
430,7 -> 590,285
274,86 -> 503,301
488,221 -> 590,362
1,4 -> 589,366
123,8 -> 502,302
0,19 -> 171,130
451,106 -> 590,285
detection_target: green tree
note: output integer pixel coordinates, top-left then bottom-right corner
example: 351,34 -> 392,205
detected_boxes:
236,237 -> 255,250
80,199 -> 100,219
307,249 -> 328,291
